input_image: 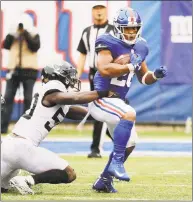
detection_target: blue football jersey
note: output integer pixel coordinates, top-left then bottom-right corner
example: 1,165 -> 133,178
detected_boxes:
94,34 -> 149,100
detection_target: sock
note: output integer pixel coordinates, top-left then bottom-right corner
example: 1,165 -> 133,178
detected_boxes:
1,187 -> 8,193
124,146 -> 135,162
32,169 -> 69,184
26,176 -> 35,186
113,119 -> 134,159
101,152 -> 113,178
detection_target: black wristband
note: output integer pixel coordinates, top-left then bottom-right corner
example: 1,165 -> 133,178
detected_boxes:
96,90 -> 109,98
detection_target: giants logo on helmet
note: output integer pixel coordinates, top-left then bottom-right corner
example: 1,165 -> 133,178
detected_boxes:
169,16 -> 192,43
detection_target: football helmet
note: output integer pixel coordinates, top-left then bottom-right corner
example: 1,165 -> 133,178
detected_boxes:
113,7 -> 142,45
41,60 -> 81,91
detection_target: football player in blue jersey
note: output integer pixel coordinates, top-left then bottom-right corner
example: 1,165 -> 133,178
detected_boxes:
89,7 -> 167,193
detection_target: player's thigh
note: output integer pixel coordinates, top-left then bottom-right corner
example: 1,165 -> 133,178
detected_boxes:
89,98 -> 127,125
1,137 -> 18,178
1,137 -> 20,188
19,144 -> 69,174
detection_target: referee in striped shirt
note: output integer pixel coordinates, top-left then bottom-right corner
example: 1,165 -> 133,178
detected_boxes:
77,2 -> 114,158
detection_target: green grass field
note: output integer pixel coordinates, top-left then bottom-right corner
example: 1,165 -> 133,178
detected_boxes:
2,156 -> 192,201
1,125 -> 192,201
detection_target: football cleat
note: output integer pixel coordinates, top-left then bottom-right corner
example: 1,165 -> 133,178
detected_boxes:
92,175 -> 117,193
88,151 -> 102,158
9,176 -> 34,195
108,156 -> 130,181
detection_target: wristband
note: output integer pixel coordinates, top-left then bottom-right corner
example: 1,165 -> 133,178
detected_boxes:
97,90 -> 109,98
141,71 -> 149,85
152,72 -> 158,80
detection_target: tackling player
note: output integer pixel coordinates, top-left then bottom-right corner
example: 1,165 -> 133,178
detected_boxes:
89,7 -> 167,193
1,60 -> 113,195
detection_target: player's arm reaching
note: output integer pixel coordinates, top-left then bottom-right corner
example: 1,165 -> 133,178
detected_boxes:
65,105 -> 94,120
43,90 -> 110,106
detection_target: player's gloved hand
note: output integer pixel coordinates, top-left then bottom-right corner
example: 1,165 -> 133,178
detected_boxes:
96,90 -> 120,99
96,90 -> 109,98
130,53 -> 143,72
153,66 -> 167,80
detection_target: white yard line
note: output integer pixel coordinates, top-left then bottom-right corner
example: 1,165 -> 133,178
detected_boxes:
42,137 -> 192,143
66,182 -> 192,187
58,151 -> 192,157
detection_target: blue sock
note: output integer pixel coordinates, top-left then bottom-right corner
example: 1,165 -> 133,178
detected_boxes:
101,152 -> 113,178
113,119 -> 134,158
101,119 -> 133,178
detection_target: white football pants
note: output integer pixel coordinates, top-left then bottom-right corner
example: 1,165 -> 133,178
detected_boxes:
1,135 -> 68,189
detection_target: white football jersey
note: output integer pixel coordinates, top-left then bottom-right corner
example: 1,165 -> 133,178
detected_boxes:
12,80 -> 70,146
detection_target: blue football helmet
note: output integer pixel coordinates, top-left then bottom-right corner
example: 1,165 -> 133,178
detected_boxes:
113,7 -> 142,45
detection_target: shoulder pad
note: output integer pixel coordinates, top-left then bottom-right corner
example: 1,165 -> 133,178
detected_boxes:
42,80 -> 67,96
95,34 -> 113,53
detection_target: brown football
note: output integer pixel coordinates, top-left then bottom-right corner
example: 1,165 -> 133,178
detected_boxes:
113,54 -> 130,65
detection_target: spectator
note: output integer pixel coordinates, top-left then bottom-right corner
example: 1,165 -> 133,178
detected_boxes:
1,12 -> 40,133
76,2 -> 114,158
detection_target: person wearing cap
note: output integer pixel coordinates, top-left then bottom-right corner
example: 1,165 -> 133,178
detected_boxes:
76,2 -> 114,158
1,12 -> 40,134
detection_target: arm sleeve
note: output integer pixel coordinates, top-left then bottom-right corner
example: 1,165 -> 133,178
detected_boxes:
23,30 -> 40,52
2,34 -> 15,50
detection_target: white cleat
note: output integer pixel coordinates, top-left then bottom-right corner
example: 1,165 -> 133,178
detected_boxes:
9,176 -> 34,195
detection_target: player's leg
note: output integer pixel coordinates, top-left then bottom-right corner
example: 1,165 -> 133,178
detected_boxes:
94,99 -> 135,181
90,98 -> 135,191
88,120 -> 103,158
102,123 -> 137,175
90,98 -> 136,178
10,140 -> 76,194
93,123 -> 137,193
1,75 -> 20,133
89,100 -> 120,193
1,136 -> 21,192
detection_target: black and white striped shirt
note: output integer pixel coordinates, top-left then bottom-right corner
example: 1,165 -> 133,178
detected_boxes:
77,21 -> 114,71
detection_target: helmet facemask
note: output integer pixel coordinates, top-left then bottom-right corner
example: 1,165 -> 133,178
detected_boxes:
55,66 -> 81,92
114,22 -> 142,45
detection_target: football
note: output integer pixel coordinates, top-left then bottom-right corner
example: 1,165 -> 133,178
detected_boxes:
113,53 -> 130,65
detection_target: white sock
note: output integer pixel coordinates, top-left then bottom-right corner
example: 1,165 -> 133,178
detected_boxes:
26,175 -> 35,186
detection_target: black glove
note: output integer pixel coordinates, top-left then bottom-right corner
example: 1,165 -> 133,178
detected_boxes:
96,90 -> 120,99
96,90 -> 109,98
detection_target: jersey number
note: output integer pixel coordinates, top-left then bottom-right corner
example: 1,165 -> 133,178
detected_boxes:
44,107 -> 65,132
23,93 -> 39,120
110,73 -> 134,87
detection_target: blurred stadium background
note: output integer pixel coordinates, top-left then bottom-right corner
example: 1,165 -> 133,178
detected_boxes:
1,1 -> 192,201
